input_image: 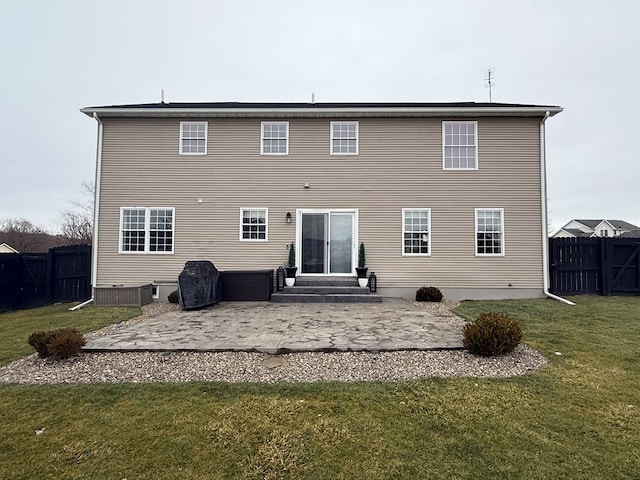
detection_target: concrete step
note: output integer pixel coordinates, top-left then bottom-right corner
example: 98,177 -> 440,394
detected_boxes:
283,286 -> 367,295
271,293 -> 382,303
294,276 -> 359,287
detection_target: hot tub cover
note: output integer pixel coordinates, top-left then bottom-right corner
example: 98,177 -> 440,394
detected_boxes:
178,261 -> 222,310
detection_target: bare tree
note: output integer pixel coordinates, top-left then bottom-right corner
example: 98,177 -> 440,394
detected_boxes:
57,181 -> 94,246
0,218 -> 53,252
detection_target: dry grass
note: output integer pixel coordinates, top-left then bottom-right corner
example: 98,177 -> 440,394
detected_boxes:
0,296 -> 638,479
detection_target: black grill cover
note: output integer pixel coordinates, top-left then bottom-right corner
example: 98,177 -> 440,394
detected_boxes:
178,261 -> 222,310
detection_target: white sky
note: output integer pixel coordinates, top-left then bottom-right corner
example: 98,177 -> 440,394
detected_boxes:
1,0 -> 638,232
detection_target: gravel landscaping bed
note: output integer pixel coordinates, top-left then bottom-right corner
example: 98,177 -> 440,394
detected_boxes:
0,301 -> 547,385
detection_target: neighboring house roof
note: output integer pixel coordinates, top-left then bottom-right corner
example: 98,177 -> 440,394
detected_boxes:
0,243 -> 19,253
573,219 -> 639,230
81,101 -> 563,119
552,219 -> 640,238
621,230 -> 640,238
564,229 -> 592,238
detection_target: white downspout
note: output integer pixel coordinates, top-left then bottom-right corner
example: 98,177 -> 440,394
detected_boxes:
70,112 -> 103,311
540,111 -> 575,305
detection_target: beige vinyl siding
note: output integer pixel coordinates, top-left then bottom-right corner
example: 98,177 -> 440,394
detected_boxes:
96,116 -> 543,291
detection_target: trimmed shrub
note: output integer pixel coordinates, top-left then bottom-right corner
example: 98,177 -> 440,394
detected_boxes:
28,328 -> 86,360
463,311 -> 523,356
415,286 -> 443,302
28,331 -> 57,358
168,290 -> 179,304
47,328 -> 86,360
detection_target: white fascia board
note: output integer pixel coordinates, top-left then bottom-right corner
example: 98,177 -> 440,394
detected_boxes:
81,105 -> 563,119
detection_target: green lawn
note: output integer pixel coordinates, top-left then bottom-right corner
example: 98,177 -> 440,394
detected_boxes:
0,303 -> 141,365
1,297 -> 638,479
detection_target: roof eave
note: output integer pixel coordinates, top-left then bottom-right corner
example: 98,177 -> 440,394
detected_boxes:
81,105 -> 563,119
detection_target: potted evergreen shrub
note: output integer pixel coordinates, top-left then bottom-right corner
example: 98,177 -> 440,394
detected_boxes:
285,242 -> 297,287
355,242 -> 368,287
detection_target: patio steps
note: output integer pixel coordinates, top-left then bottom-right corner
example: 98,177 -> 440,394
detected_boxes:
271,276 -> 382,303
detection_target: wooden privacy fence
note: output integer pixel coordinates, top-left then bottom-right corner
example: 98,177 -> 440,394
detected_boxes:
0,244 -> 91,312
549,237 -> 640,296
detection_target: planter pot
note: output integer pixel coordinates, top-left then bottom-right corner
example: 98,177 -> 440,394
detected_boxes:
285,277 -> 296,287
358,278 -> 368,288
285,266 -> 297,278
355,267 -> 368,278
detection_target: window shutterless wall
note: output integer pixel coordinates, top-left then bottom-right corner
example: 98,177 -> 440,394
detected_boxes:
95,116 -> 543,291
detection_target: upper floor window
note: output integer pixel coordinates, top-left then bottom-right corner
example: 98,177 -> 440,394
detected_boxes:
240,208 -> 268,241
331,121 -> 358,155
443,121 -> 477,169
120,207 -> 174,253
403,209 -> 430,255
180,122 -> 207,155
261,122 -> 289,155
476,208 -> 504,256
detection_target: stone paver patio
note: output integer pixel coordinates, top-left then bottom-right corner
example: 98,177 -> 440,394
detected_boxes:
84,298 -> 463,354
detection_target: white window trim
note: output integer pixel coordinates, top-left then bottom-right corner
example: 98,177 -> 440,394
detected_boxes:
239,207 -> 269,242
179,121 -> 208,155
475,208 -> 505,256
330,121 -> 359,155
442,121 -> 478,170
260,121 -> 289,155
402,208 -> 431,256
119,207 -> 175,254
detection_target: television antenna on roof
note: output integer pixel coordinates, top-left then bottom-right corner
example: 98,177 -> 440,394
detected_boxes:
484,68 -> 495,102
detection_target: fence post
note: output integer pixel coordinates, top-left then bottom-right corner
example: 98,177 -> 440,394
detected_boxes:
601,237 -> 613,296
45,247 -> 55,304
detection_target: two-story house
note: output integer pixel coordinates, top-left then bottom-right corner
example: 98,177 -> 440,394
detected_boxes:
81,101 -> 562,301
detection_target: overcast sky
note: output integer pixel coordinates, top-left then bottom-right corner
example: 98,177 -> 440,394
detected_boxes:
1,0 -> 638,232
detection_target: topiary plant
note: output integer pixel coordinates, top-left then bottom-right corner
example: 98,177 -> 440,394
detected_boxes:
168,289 -> 179,304
28,328 -> 85,360
462,311 -> 523,356
358,242 -> 366,269
415,286 -> 443,302
288,242 -> 296,268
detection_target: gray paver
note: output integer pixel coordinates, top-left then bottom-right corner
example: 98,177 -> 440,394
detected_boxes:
84,298 -> 463,353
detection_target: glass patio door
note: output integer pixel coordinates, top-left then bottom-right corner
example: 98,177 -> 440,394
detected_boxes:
300,211 -> 354,275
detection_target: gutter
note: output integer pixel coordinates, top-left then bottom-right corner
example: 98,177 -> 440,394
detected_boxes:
69,112 -> 103,311
540,111 -> 575,305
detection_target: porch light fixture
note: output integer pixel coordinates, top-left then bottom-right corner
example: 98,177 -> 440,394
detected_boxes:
286,212 -> 292,223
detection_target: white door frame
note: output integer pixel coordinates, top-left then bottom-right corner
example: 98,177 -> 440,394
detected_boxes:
296,208 -> 359,276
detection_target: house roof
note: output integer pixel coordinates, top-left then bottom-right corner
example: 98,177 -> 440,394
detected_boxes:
621,230 -> 640,238
564,229 -> 592,238
573,219 -> 639,230
81,101 -> 563,119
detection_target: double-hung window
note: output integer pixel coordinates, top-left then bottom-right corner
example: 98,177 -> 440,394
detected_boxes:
331,121 -> 358,155
475,208 -> 504,255
402,209 -> 431,255
180,122 -> 207,154
261,122 -> 288,154
443,121 -> 477,169
240,208 -> 268,241
120,207 -> 174,253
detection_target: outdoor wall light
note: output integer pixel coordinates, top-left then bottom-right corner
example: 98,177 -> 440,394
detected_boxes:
286,212 -> 292,223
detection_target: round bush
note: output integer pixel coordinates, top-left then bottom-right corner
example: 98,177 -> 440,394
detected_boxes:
415,286 -> 443,302
168,290 -> 179,304
28,328 -> 85,360
47,328 -> 86,360
462,312 -> 523,356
